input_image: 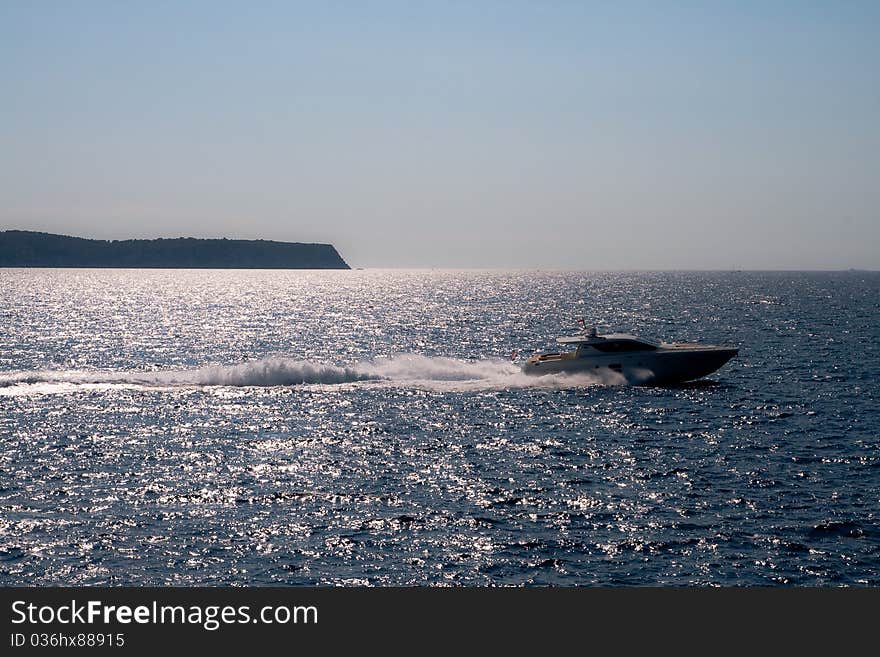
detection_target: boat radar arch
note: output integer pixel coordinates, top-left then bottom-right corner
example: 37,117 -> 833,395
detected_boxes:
576,317 -> 598,338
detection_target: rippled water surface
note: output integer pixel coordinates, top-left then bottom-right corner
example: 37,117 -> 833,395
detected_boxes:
1,269 -> 878,585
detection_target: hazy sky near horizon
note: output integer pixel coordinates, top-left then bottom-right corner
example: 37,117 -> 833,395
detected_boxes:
1,1 -> 878,269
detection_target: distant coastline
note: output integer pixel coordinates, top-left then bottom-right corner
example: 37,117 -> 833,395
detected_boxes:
0,230 -> 350,269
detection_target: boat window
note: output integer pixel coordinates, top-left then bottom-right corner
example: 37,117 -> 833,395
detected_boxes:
591,340 -> 656,353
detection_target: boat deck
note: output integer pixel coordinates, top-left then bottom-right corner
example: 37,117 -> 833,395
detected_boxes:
661,343 -> 738,352
530,351 -> 576,362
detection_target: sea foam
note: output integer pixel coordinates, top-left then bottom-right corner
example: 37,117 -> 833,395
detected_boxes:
0,354 -> 637,394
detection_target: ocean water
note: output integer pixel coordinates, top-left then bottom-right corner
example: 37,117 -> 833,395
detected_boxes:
1,269 -> 878,586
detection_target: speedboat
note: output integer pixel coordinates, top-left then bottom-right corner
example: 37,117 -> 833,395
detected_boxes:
521,323 -> 738,385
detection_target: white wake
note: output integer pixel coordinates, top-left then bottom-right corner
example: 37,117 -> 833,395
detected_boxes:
0,354 -> 638,395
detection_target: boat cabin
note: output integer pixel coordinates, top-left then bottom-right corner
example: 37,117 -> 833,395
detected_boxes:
529,332 -> 659,364
558,333 -> 659,354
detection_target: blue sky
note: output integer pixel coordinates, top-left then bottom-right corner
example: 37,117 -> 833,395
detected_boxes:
1,1 -> 878,268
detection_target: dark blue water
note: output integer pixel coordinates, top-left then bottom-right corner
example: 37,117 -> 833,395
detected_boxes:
1,269 -> 878,585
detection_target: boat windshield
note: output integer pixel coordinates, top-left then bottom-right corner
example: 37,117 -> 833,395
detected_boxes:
590,340 -> 657,353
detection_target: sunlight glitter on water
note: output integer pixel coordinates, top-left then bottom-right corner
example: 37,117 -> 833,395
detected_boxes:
1,269 -> 878,585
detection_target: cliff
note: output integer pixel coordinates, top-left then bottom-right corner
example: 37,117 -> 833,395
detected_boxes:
0,230 -> 350,269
